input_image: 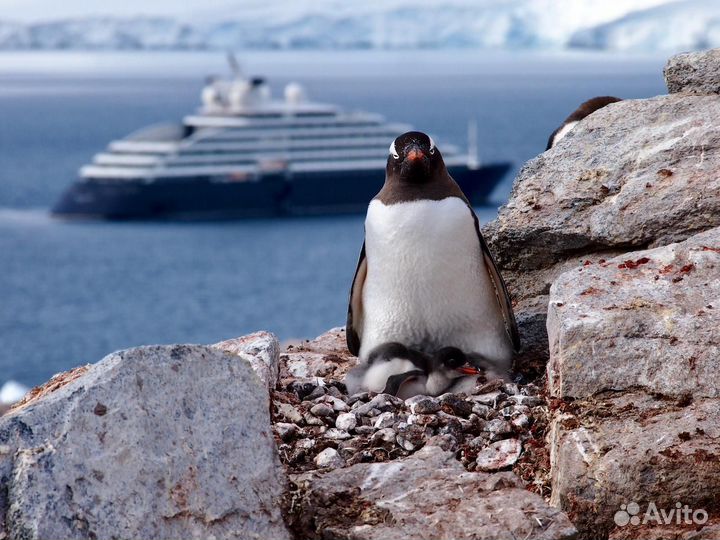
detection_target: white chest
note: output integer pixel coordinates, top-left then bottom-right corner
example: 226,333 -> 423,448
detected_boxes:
360,197 -> 505,358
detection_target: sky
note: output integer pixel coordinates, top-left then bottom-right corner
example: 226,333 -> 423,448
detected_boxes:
0,0 -> 213,21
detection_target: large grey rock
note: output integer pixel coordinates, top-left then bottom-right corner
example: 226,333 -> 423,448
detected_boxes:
549,391 -> 720,540
484,91 -> 720,365
288,445 -> 577,540
665,48 -> 720,95
214,330 -> 280,389
0,344 -> 291,540
547,227 -> 720,399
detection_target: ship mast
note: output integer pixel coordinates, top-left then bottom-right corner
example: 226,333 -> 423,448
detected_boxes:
467,118 -> 479,169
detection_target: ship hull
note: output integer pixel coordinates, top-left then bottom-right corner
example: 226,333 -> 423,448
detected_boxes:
52,163 -> 511,220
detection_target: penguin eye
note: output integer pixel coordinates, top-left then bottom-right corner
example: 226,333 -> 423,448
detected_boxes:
428,136 -> 436,155
389,140 -> 399,159
446,356 -> 463,369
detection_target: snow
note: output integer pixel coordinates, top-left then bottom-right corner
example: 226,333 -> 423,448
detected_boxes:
0,0 -> 714,53
569,0 -> 720,52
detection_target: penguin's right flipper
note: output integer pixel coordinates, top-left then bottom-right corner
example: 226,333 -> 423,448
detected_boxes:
346,242 -> 367,356
382,369 -> 426,397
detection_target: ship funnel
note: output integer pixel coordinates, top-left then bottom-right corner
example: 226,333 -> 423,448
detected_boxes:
285,82 -> 307,105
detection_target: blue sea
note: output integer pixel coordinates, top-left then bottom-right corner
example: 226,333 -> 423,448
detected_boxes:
0,50 -> 666,387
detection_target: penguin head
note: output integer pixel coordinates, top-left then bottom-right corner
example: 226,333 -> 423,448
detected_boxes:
387,131 -> 445,183
425,346 -> 483,395
434,347 -> 482,378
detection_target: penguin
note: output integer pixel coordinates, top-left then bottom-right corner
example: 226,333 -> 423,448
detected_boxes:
345,342 -> 430,399
546,96 -> 622,150
426,346 -> 501,395
346,131 -> 520,379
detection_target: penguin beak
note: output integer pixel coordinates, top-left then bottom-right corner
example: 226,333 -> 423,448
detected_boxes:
404,143 -> 425,162
455,365 -> 481,376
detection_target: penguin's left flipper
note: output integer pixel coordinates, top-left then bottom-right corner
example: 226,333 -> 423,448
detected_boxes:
469,209 -> 522,353
382,369 -> 426,397
346,242 -> 367,356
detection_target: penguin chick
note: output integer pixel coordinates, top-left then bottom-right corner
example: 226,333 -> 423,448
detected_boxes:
344,342 -> 430,398
425,346 -> 484,396
546,96 -> 622,150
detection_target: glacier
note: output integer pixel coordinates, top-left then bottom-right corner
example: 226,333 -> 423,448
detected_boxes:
0,0 -> 713,53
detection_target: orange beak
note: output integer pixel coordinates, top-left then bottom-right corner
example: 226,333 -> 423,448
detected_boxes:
456,366 -> 481,375
406,148 -> 425,161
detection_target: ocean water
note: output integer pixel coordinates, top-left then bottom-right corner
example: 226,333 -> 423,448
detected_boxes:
0,50 -> 666,387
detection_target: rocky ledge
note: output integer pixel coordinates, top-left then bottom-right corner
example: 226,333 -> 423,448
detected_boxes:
4,48 -> 720,540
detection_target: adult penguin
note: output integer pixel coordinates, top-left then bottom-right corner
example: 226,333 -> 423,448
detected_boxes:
346,131 -> 520,380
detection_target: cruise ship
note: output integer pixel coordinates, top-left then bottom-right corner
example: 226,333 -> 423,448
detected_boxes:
52,71 -> 511,220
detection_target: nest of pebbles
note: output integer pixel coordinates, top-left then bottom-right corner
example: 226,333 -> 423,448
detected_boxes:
271,374 -> 552,496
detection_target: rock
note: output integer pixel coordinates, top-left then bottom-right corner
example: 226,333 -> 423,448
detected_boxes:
335,412 -> 357,432
547,227 -> 720,399
482,418 -> 513,442
352,394 -> 402,416
276,402 -> 304,424
471,402 -> 496,419
275,422 -> 298,442
314,448 -> 345,469
318,395 -> 349,412
475,439 -> 522,472
439,393 -> 473,417
0,344 -> 290,540
664,48 -> 720,95
509,394 -> 544,407
288,445 -> 577,540
484,89 -> 720,365
371,428 -> 396,444
280,328 -> 357,383
609,518 -> 720,540
324,428 -> 351,440
404,394 -> 441,414
373,411 -> 396,429
471,391 -> 505,407
213,330 -> 280,389
310,403 -> 334,418
549,390 -> 720,539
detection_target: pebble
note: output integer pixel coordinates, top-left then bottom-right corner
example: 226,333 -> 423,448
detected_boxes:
346,391 -> 370,405
405,395 -> 441,414
314,448 -> 345,469
305,385 -> 327,400
276,402 -> 304,424
509,395 -> 544,407
424,434 -> 458,451
335,412 -> 357,431
471,391 -> 505,407
304,413 -> 325,426
355,425 -> 375,435
286,380 -> 319,400
483,418 -> 513,442
511,414 -> 531,429
373,411 -> 396,429
296,439 -> 315,450
353,394 -> 402,416
274,422 -> 297,442
501,383 -> 520,395
310,403 -> 334,417
475,439 -> 522,471
439,393 -> 474,417
324,428 -> 351,440
371,428 -> 396,444
471,403 -> 496,419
